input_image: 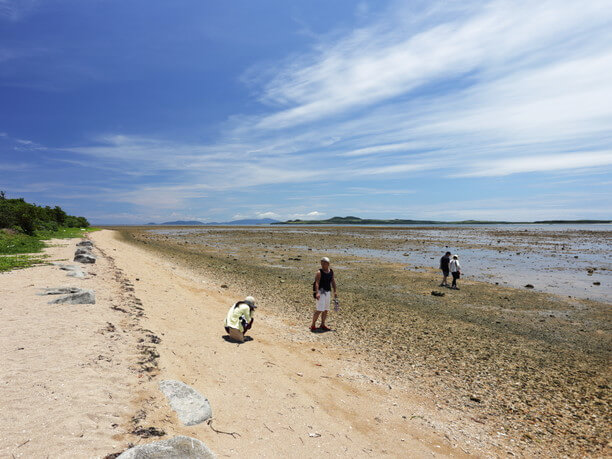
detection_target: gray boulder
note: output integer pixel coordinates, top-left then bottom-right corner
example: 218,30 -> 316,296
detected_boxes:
48,289 -> 95,304
117,436 -> 215,459
76,240 -> 93,247
53,263 -> 80,271
39,287 -> 82,295
159,380 -> 212,426
74,252 -> 96,263
75,247 -> 92,255
50,263 -> 87,278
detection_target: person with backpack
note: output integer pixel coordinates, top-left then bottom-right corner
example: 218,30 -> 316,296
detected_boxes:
439,251 -> 451,287
310,257 -> 337,331
224,296 -> 257,342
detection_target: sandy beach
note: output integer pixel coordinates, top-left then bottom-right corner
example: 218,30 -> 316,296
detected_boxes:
2,227 -> 610,457
119,225 -> 611,457
2,230 -> 495,458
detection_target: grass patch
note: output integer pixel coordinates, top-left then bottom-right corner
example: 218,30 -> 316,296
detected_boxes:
0,227 -> 99,255
36,226 -> 100,240
0,254 -> 47,272
0,232 -> 45,254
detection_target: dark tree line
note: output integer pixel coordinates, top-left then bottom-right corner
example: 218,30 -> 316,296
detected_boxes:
0,191 -> 89,235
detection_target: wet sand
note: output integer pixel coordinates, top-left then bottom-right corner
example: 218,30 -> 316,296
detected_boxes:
118,225 -> 612,457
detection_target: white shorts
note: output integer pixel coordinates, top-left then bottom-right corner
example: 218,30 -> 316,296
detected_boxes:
316,289 -> 331,311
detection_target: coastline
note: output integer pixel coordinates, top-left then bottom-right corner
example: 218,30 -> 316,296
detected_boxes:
118,225 -> 611,457
1,230 -> 473,457
2,228 -> 609,457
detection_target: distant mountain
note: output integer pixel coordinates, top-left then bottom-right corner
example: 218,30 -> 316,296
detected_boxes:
276,216 -> 443,225
147,218 -> 280,226
275,216 -> 611,225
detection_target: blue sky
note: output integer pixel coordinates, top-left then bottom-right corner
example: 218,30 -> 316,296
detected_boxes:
1,0 -> 611,224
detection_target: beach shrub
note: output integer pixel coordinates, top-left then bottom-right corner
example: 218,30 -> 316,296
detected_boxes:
0,192 -> 89,234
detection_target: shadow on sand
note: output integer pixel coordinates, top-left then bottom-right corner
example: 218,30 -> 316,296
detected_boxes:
222,334 -> 254,343
310,327 -> 335,334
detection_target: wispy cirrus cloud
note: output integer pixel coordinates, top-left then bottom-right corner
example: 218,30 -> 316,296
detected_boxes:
59,0 -> 612,198
253,0 -> 612,129
456,151 -> 612,178
0,0 -> 39,22
12,0 -> 611,222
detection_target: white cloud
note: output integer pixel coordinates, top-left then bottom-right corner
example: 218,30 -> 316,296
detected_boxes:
456,151 -> 612,177
255,0 -> 612,129
23,0 -> 612,221
255,211 -> 281,219
289,211 -> 325,219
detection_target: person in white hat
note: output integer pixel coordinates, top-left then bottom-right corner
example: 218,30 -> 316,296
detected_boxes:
224,296 -> 257,342
449,255 -> 461,290
310,256 -> 337,331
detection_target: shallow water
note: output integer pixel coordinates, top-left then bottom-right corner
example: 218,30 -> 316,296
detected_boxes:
150,225 -> 611,303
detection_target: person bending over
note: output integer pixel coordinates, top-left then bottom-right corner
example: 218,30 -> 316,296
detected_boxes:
224,296 -> 256,342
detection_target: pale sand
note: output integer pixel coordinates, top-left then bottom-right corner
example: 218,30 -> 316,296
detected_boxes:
0,235 -> 140,458
1,230 -> 487,457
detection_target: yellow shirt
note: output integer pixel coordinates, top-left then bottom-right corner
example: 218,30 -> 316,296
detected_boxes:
224,302 -> 253,332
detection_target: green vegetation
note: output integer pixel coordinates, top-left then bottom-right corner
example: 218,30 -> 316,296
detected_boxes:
0,231 -> 45,254
0,190 -> 89,235
0,227 -> 99,272
0,254 -> 47,272
0,227 -> 98,272
0,192 -> 96,272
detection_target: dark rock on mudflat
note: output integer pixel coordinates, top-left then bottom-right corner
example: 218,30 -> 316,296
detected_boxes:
117,435 -> 215,458
431,291 -> 445,297
76,240 -> 93,247
593,282 -> 600,286
74,252 -> 96,263
159,380 -> 212,426
75,247 -> 92,256
48,289 -> 95,304
524,284 -> 534,289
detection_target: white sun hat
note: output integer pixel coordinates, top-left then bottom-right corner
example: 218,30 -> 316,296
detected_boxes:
244,296 -> 257,307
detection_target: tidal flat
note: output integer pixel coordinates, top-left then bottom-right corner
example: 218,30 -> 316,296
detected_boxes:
116,225 -> 611,457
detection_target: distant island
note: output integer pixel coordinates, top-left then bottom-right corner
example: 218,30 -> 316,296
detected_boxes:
147,218 -> 279,226
143,216 -> 610,226
274,216 -> 611,225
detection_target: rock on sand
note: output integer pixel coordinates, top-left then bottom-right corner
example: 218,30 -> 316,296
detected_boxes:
117,435 -> 215,458
47,289 -> 95,304
159,380 -> 212,426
